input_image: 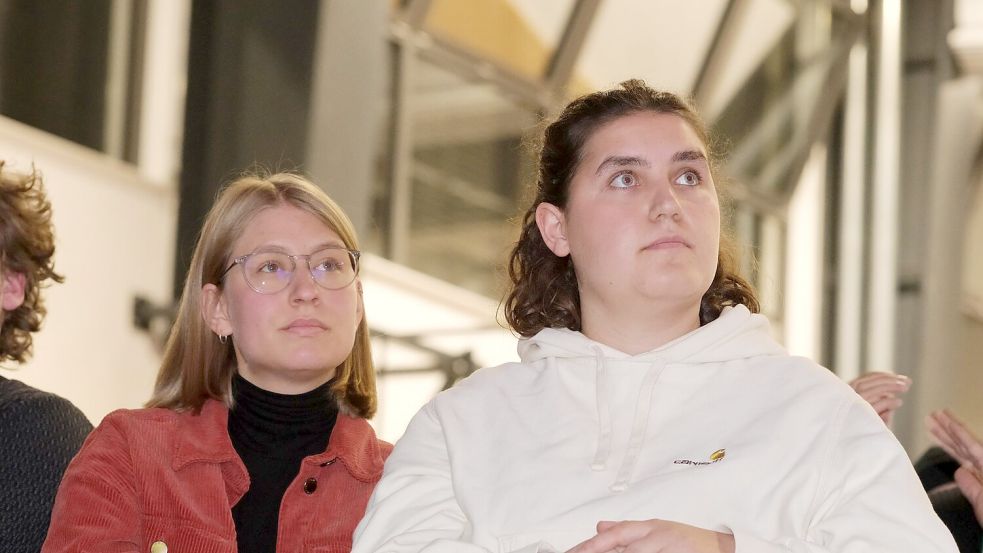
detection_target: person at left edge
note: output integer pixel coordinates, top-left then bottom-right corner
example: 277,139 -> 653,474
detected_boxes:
42,172 -> 391,553
0,162 -> 92,553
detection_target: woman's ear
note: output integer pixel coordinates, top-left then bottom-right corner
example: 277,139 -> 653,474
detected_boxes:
1,270 -> 26,312
201,283 -> 233,337
535,202 -> 570,257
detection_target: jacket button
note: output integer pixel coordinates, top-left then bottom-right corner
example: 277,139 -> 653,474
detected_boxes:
303,477 -> 318,494
150,541 -> 168,553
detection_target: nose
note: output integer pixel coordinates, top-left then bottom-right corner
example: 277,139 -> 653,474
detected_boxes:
288,262 -> 320,304
648,178 -> 682,221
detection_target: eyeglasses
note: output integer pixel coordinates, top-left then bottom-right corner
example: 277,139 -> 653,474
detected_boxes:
220,246 -> 360,294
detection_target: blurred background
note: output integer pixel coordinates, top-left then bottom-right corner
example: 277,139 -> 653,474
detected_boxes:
1,0 -> 981,455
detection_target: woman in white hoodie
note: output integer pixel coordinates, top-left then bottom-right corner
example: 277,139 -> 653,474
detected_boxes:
352,80 -> 957,553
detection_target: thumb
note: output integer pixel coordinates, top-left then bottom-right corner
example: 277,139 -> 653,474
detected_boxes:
596,520 -> 618,533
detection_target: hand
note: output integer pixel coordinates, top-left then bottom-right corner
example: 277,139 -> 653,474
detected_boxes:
848,372 -> 911,425
927,410 -> 983,525
565,520 -> 735,553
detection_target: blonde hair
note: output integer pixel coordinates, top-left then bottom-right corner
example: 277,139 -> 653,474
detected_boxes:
147,172 -> 377,417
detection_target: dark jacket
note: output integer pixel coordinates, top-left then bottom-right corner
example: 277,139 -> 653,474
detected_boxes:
0,376 -> 92,553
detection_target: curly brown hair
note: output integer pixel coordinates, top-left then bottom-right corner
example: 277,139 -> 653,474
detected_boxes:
504,79 -> 758,338
0,162 -> 64,363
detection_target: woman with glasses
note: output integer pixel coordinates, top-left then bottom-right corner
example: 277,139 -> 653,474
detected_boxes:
352,81 -> 956,553
43,172 -> 389,553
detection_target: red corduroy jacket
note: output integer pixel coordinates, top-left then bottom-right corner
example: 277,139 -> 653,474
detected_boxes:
41,399 -> 391,553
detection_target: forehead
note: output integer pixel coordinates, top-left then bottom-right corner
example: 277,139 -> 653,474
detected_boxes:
581,112 -> 707,161
234,203 -> 342,252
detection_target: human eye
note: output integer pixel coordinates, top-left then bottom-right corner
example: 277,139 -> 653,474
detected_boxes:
609,171 -> 638,189
674,170 -> 702,187
250,253 -> 288,274
316,258 -> 344,273
312,252 -> 346,273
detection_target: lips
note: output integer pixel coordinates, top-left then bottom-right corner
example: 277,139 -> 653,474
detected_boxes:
283,318 -> 327,335
643,235 -> 691,250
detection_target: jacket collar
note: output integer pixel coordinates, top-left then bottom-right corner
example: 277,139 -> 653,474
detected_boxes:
171,398 -> 386,484
317,413 -> 388,482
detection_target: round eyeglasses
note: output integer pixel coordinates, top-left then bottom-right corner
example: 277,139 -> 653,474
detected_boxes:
220,246 -> 360,294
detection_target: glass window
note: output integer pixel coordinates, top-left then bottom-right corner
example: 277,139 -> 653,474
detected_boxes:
374,55 -> 539,298
0,0 -> 113,151
407,61 -> 536,296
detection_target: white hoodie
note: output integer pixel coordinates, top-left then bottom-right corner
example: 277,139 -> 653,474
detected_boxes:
353,306 -> 957,553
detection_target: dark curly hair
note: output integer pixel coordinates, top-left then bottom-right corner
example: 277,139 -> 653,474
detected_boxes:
504,79 -> 758,337
0,162 -> 64,363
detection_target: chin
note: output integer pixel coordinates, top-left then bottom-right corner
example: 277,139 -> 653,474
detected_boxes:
281,351 -> 344,375
637,273 -> 707,298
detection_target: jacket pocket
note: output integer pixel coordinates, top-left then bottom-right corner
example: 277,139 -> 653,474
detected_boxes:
141,519 -> 234,553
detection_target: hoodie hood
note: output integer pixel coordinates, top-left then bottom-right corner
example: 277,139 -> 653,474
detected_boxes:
517,304 -> 786,366
515,305 -> 786,492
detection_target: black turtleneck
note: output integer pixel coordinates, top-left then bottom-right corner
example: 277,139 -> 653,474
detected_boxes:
228,373 -> 338,553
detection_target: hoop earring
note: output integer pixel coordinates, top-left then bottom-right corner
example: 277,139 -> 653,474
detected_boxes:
218,334 -> 229,344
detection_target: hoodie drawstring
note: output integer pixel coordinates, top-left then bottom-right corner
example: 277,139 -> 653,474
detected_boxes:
590,347 -> 613,471
610,361 -> 664,492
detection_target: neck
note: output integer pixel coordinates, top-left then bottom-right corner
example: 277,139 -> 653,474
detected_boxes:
235,364 -> 335,395
228,372 -> 337,456
579,297 -> 701,355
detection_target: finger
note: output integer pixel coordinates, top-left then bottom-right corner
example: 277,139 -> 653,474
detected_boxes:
852,373 -> 910,394
871,398 -> 904,426
935,411 -> 983,467
596,521 -> 618,533
567,535 -> 621,553
568,521 -> 653,553
940,410 -> 983,463
954,466 -> 983,523
955,466 -> 982,496
927,412 -> 965,460
849,372 -> 882,391
855,385 -> 909,404
853,384 -> 910,407
869,397 -> 903,415
857,389 -> 904,406
928,413 -> 979,469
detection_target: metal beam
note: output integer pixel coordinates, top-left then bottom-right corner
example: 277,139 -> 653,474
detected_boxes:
414,34 -> 547,108
772,28 -> 859,206
400,0 -> 433,28
726,17 -> 861,205
544,0 -> 602,96
692,0 -> 745,109
307,0 -> 388,240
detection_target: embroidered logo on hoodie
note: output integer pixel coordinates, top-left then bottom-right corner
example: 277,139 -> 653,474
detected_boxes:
673,448 -> 726,466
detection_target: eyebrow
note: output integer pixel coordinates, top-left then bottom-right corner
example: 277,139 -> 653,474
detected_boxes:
594,150 -> 707,176
672,150 -> 707,163
594,156 -> 650,176
252,241 -> 346,253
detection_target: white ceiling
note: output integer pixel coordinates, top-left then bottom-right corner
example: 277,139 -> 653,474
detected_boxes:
509,0 -> 795,115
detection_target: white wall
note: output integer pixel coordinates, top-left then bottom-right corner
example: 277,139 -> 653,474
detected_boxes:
0,116 -> 176,425
783,145 -> 826,362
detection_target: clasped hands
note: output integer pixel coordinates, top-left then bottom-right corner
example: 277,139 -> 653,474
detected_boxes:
565,519 -> 735,553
